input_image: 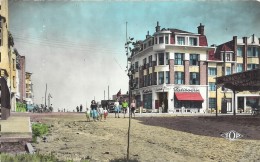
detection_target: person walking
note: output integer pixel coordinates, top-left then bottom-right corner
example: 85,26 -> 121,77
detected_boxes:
80,104 -> 83,112
130,99 -> 136,118
114,99 -> 120,118
85,107 -> 91,122
76,106 -> 79,112
122,99 -> 128,118
98,105 -> 104,121
104,108 -> 108,121
90,100 -> 98,121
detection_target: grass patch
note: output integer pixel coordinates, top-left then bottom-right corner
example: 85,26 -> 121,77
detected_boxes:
0,153 -> 58,162
32,123 -> 49,143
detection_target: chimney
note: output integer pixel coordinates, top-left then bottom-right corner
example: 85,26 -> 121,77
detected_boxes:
243,37 -> 247,44
252,34 -> 255,43
233,36 -> 237,60
155,21 -> 160,32
197,23 -> 204,35
211,44 -> 217,47
146,31 -> 150,39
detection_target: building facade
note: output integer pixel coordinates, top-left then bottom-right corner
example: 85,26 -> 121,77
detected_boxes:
208,35 -> 260,113
130,22 -> 214,113
25,72 -> 33,105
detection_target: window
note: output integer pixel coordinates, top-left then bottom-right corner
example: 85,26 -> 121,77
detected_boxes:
175,53 -> 184,65
135,78 -> 139,89
0,28 -> 2,46
0,52 -> 1,62
247,47 -> 259,57
158,53 -> 164,65
190,54 -> 199,66
236,64 -> 243,73
143,58 -> 147,69
148,40 -> 151,46
153,73 -> 157,85
209,98 -> 216,109
148,55 -> 152,67
237,47 -> 243,57
247,64 -> 258,70
165,71 -> 170,84
13,76 -> 15,88
174,72 -> 184,84
135,61 -> 139,72
166,52 -> 169,65
158,71 -> 164,85
209,82 -> 216,91
144,75 -> 147,87
190,72 -> 199,85
177,36 -> 185,45
208,67 -> 217,76
225,53 -> 232,61
13,59 -> 15,70
144,43 -> 147,49
159,36 -> 164,44
189,37 -> 197,46
165,36 -> 169,44
148,74 -> 152,86
155,37 -> 157,44
226,67 -> 231,75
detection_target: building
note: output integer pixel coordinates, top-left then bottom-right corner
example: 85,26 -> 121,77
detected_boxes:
25,72 -> 33,105
130,22 -> 214,113
208,35 -> 260,113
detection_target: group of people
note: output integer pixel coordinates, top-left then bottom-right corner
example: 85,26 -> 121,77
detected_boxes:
114,99 -> 136,118
84,99 -> 136,121
85,100 -> 108,122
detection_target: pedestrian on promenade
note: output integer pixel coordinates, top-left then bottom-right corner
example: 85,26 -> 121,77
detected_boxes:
114,99 -> 120,118
85,107 -> 91,122
76,106 -> 79,112
104,108 -> 108,121
98,105 -> 104,121
122,99 -> 128,118
80,104 -> 83,112
90,100 -> 98,121
130,99 -> 136,118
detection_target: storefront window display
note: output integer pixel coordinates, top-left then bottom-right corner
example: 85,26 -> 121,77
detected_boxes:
143,93 -> 152,109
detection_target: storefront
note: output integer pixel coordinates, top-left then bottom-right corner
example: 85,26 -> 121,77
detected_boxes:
132,85 -> 207,113
173,86 -> 206,113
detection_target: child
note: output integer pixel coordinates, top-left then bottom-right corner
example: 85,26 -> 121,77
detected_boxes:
104,108 -> 108,121
98,105 -> 104,121
85,107 -> 91,122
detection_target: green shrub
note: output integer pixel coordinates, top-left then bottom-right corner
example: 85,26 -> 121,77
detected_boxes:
32,123 -> 49,142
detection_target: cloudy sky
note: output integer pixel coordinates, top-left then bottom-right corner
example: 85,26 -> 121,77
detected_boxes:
9,0 -> 260,111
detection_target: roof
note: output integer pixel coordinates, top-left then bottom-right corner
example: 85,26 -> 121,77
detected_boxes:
216,68 -> 260,91
169,28 -> 193,34
214,40 -> 235,60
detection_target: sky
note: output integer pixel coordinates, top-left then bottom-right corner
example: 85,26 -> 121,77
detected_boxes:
9,0 -> 260,112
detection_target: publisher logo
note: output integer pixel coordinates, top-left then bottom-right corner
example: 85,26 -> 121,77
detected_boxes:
220,130 -> 243,141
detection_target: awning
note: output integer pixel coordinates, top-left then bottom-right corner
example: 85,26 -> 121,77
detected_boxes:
175,92 -> 204,101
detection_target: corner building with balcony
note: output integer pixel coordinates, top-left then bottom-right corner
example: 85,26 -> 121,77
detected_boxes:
130,22 -> 214,113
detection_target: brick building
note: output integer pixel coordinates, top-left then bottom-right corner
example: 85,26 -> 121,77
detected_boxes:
207,35 -> 260,113
130,22 -> 214,113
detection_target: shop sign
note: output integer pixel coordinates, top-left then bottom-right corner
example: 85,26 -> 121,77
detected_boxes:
174,87 -> 199,92
143,89 -> 152,93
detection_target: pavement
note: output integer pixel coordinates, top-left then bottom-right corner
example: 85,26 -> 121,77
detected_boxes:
0,116 -> 32,142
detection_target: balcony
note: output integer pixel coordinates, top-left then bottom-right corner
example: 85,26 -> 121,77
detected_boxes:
153,44 -> 165,52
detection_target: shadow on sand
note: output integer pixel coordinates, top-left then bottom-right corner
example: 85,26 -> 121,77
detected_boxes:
135,115 -> 260,140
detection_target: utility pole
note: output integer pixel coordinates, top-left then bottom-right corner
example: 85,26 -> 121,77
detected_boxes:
108,85 -> 110,100
45,84 -> 47,108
